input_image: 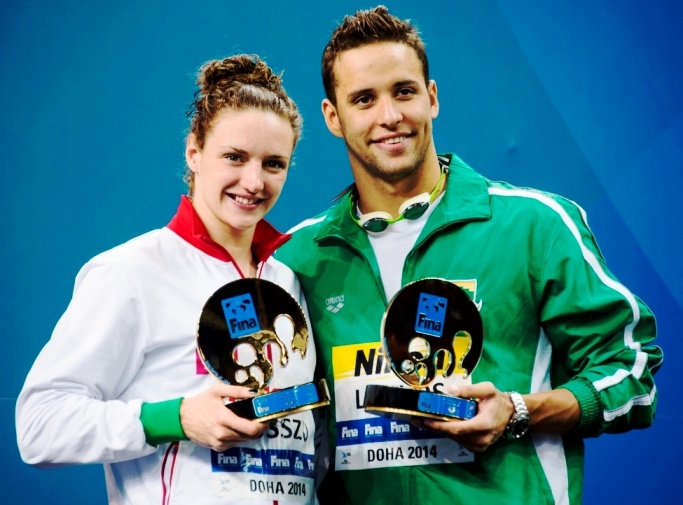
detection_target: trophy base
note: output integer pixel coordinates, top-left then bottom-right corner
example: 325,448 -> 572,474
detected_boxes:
227,379 -> 330,422
363,384 -> 477,421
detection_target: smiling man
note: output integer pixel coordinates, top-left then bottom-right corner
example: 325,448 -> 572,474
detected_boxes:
276,6 -> 662,505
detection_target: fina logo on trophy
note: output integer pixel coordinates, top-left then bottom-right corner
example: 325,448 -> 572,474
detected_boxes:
197,278 -> 329,422
364,278 -> 483,421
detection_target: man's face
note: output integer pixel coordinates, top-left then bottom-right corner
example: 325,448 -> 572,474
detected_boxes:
322,42 -> 439,184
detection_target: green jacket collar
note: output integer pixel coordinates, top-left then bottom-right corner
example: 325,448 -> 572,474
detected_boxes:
313,153 -> 491,246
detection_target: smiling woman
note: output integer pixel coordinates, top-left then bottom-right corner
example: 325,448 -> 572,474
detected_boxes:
186,107 -> 294,276
15,55 -> 319,505
185,56 -> 302,277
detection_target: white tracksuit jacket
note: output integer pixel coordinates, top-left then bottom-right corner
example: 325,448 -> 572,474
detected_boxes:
16,197 -> 319,505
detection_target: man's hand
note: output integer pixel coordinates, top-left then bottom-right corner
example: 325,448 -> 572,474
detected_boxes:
416,382 -> 581,453
180,383 -> 269,452
416,382 -> 513,453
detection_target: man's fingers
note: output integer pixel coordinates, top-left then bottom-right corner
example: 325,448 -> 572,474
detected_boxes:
446,381 -> 496,399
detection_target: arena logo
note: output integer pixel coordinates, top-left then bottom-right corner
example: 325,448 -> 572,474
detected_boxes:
325,294 -> 344,313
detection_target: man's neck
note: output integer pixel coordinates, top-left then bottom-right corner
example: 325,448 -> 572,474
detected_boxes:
354,156 -> 443,218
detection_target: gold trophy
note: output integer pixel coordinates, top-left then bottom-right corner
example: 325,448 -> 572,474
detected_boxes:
364,278 -> 483,420
197,278 -> 329,422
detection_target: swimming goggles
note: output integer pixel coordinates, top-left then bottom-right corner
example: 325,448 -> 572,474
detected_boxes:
350,165 -> 448,233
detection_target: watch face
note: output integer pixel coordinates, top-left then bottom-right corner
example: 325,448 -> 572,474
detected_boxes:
511,419 -> 530,438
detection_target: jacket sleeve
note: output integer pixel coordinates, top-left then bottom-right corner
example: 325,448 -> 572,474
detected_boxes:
15,259 -> 156,467
538,198 -> 662,437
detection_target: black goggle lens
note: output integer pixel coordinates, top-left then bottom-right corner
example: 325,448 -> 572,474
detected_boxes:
402,202 -> 429,220
362,218 -> 390,233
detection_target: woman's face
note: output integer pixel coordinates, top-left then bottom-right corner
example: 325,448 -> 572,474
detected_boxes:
186,108 -> 294,243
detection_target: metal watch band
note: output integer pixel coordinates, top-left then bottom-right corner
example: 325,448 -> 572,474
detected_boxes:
505,391 -> 530,439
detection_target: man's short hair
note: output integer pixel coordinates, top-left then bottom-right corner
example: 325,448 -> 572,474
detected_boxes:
321,5 -> 430,105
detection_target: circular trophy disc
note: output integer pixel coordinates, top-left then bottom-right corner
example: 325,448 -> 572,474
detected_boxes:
197,278 -> 309,391
381,278 -> 483,388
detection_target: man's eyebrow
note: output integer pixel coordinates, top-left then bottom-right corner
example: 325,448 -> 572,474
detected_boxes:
346,80 -> 422,102
393,79 -> 421,88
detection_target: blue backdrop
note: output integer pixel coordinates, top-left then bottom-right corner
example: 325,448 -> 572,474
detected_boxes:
2,1 -> 680,503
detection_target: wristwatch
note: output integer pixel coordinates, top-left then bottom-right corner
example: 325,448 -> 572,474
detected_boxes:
505,392 -> 530,439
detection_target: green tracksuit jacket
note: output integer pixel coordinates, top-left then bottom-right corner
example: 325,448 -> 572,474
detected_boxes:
276,153 -> 662,505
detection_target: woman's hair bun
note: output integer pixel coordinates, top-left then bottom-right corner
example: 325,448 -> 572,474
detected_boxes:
197,54 -> 283,95
183,53 -> 303,195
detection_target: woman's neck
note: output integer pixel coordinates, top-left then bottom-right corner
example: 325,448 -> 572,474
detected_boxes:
230,244 -> 258,278
204,219 -> 258,277
214,230 -> 258,277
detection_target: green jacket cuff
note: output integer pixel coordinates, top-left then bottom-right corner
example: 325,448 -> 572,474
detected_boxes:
558,377 -> 603,435
139,397 -> 188,446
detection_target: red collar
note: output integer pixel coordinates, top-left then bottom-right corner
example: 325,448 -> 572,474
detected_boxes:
167,196 -> 290,264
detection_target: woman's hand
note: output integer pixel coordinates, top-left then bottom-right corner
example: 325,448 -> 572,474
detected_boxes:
180,383 -> 269,452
